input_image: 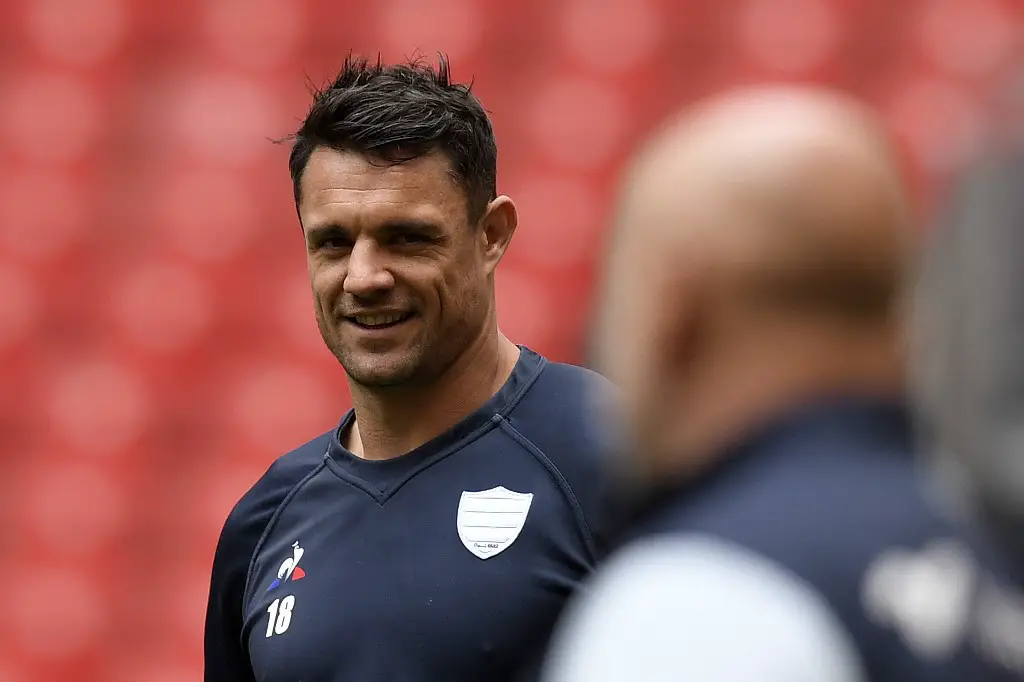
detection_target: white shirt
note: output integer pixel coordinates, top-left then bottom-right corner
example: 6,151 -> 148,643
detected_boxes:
541,535 -> 867,682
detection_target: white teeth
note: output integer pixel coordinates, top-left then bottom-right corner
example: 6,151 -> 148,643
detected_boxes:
354,314 -> 405,327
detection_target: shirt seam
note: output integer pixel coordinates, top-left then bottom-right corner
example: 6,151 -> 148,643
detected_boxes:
495,416 -> 599,562
241,459 -> 328,618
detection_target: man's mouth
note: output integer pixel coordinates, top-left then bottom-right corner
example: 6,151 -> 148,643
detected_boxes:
346,312 -> 414,330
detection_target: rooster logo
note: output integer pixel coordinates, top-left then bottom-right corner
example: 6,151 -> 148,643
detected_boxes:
267,541 -> 307,591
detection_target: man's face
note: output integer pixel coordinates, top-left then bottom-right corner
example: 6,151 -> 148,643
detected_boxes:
298,147 -> 495,387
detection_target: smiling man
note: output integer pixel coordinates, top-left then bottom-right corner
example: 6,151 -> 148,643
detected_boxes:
203,55 -> 614,682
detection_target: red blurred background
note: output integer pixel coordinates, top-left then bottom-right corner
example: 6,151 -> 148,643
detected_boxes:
0,0 -> 1021,680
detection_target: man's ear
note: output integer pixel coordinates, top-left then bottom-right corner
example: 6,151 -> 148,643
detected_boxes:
654,259 -> 705,382
478,196 -> 518,275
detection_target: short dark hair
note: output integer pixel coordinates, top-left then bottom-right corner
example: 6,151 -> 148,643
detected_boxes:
286,53 -> 498,223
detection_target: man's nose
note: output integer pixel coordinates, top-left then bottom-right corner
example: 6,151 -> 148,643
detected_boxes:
343,239 -> 395,297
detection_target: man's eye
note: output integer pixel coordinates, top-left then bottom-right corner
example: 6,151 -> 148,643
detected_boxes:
395,233 -> 430,245
320,238 -> 349,249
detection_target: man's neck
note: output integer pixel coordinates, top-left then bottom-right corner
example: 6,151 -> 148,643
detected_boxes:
346,330 -> 521,460
649,333 -> 903,480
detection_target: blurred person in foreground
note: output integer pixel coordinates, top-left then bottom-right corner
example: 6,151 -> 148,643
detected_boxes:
204,55 -> 613,682
541,87 -> 1024,681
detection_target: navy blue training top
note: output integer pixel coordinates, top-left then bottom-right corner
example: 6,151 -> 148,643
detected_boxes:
618,398 -> 1024,680
204,347 -> 614,682
542,397 -> 1024,682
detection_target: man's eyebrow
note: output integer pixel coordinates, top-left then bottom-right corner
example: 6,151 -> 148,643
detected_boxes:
304,219 -> 446,243
379,219 -> 444,234
304,223 -> 348,242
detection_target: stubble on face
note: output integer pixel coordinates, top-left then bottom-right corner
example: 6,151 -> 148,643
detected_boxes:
299,147 -> 488,389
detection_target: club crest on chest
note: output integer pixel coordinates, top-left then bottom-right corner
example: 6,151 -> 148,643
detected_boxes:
457,486 -> 534,560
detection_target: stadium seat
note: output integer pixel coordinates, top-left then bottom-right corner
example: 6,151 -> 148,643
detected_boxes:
3,0 -> 1021,677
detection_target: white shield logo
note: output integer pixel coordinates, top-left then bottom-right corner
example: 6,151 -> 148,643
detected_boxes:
457,486 -> 534,560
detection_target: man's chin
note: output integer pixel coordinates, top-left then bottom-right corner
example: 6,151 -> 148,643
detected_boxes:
338,353 -> 420,388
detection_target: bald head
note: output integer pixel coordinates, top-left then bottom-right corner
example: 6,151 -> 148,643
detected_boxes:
595,86 -> 916,477
619,87 -> 911,319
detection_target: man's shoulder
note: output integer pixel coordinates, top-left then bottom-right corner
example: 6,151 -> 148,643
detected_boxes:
508,357 -> 618,469
534,358 -> 614,394
217,430 -> 333,556
513,357 -> 617,442
645,435 -> 947,549
630,445 -> 974,612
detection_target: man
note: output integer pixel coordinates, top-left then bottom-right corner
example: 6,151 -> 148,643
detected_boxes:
542,87 -> 1024,681
911,147 -> 1024,578
204,55 -> 613,682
